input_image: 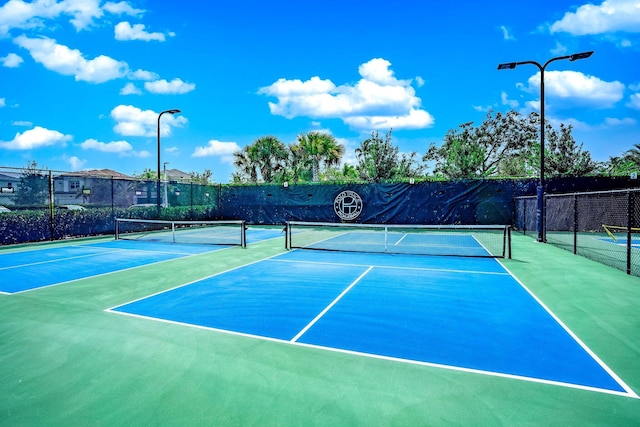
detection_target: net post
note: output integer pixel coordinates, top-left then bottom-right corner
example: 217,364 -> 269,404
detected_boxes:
627,191 -> 633,275
115,218 -> 120,240
285,222 -> 290,250
384,226 -> 388,253
241,221 -> 247,248
573,194 -> 578,255
171,221 -> 176,243
507,225 -> 512,259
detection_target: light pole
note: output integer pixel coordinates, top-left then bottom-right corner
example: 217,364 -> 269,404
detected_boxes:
157,109 -> 180,217
163,161 -> 170,208
498,51 -> 593,242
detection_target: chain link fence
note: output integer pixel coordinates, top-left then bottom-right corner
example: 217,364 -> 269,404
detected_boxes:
0,167 -> 220,244
515,189 -> 640,276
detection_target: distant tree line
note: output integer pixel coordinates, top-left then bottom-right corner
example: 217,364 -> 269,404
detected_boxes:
229,109 -> 639,184
13,109 -> 640,190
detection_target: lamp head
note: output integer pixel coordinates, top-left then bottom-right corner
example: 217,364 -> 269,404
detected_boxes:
569,51 -> 593,61
497,62 -> 517,70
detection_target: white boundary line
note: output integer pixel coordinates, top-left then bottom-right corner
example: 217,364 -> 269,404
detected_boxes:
105,251 -> 286,311
0,249 -> 127,271
108,305 -> 638,400
291,266 -> 373,342
105,249 -> 639,399
7,246 -> 226,295
272,256 -> 510,276
495,257 -> 639,399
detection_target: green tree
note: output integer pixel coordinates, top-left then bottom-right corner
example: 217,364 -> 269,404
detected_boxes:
425,138 -> 486,179
232,136 -> 288,183
603,156 -> 635,175
356,129 -> 423,182
249,136 -> 288,182
283,142 -> 313,183
136,168 -> 158,179
190,169 -> 214,184
296,131 -> 344,182
623,143 -> 640,166
424,110 -> 538,179
544,123 -> 598,177
16,161 -> 49,206
232,146 -> 258,183
600,144 -> 640,175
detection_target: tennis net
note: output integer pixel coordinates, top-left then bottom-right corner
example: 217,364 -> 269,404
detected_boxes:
115,218 -> 246,247
285,221 -> 511,258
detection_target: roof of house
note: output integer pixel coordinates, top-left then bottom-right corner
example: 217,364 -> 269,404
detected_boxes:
165,169 -> 193,181
59,169 -> 132,179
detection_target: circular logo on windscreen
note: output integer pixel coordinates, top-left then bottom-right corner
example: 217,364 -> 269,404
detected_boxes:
334,190 -> 363,221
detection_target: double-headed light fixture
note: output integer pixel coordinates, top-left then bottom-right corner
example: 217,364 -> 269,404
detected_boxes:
497,51 -> 593,243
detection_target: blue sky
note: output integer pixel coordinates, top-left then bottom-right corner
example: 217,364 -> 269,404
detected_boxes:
0,0 -> 639,182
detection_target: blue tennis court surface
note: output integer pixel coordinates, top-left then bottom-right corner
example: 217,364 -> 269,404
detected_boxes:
0,228 -> 283,294
0,241 -> 218,294
109,249 -> 634,397
599,237 -> 640,247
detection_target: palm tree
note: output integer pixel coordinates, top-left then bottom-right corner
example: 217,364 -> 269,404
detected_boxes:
232,146 -> 258,183
286,143 -> 312,183
296,131 -> 345,182
624,143 -> 640,166
249,136 -> 288,183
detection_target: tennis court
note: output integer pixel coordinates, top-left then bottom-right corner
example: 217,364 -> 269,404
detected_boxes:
2,224 -> 640,425
109,247 -> 632,397
0,223 -> 281,294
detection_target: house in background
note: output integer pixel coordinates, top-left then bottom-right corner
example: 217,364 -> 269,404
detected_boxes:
164,168 -> 194,183
54,169 -> 134,207
0,171 -> 19,207
0,167 -> 197,208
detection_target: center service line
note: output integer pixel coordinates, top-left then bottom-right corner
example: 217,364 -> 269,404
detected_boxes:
290,266 -> 374,343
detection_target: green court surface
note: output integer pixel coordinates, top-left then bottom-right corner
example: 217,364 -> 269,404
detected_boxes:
2,231 -> 640,426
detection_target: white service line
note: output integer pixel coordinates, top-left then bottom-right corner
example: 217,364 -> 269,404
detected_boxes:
290,265 -> 374,343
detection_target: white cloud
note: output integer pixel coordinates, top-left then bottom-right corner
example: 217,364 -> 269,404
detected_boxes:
258,58 -> 434,131
604,117 -> 637,126
627,92 -> 640,109
343,109 -> 434,131
358,58 -> 411,86
192,140 -> 241,162
500,25 -> 515,40
550,41 -> 568,56
1,52 -> 23,67
518,70 -> 625,108
114,21 -> 167,42
14,35 -> 128,83
103,1 -> 145,16
144,78 -> 196,94
0,0 -> 145,36
66,155 -> 85,170
501,91 -> 519,108
0,0 -> 99,34
81,137 -> 150,157
127,69 -> 158,81
81,138 -> 132,153
550,0 -> 640,35
12,120 -> 32,126
0,125 -> 71,150
120,82 -> 142,95
111,104 -> 186,137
